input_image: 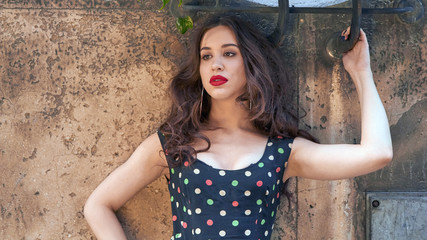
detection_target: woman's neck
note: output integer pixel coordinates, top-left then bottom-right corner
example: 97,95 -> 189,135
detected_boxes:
207,99 -> 253,131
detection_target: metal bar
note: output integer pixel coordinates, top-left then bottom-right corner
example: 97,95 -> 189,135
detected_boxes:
182,5 -> 277,13
182,5 -> 413,15
291,7 -> 413,14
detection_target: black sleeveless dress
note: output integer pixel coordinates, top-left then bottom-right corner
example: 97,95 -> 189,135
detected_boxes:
158,131 -> 294,240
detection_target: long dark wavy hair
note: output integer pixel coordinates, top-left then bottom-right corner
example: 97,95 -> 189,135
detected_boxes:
159,15 -> 317,167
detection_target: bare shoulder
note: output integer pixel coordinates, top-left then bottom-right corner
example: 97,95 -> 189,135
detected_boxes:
286,137 -> 325,179
290,136 -> 316,152
134,132 -> 168,168
288,136 -> 317,163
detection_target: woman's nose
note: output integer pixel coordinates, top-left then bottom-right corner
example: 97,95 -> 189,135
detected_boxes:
211,57 -> 224,71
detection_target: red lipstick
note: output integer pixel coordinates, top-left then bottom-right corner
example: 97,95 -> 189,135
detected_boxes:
209,75 -> 228,86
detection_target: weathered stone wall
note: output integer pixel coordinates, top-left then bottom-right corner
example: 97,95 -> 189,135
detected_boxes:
292,0 -> 426,239
0,1 -> 183,239
1,0 -> 425,240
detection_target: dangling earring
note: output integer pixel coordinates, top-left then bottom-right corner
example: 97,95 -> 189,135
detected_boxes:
200,87 -> 204,117
249,100 -> 252,110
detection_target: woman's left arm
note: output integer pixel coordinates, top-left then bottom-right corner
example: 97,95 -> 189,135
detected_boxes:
285,29 -> 393,180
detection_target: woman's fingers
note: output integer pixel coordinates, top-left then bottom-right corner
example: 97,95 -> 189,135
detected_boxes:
341,26 -> 351,40
341,27 -> 368,48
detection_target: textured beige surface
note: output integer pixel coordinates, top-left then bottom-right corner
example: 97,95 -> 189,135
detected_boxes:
1,1 -> 426,239
0,8 -> 179,239
293,5 -> 426,239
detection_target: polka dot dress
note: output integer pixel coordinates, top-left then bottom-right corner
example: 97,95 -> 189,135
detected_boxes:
158,131 -> 294,240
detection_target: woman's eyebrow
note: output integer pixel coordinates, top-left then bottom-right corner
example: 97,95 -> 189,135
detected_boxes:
200,43 -> 238,51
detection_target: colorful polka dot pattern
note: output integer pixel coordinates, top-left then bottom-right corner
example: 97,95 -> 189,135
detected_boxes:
158,131 -> 294,240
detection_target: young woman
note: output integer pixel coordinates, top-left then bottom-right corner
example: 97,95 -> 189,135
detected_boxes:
84,15 -> 392,239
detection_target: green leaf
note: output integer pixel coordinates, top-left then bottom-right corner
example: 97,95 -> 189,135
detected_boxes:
178,0 -> 183,7
176,16 -> 193,34
159,0 -> 170,10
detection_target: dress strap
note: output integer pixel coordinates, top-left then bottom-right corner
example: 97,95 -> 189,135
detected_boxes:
271,136 -> 294,169
157,129 -> 167,150
157,130 -> 174,167
157,130 -> 172,181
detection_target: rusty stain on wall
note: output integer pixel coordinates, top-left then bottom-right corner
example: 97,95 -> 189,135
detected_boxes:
1,0 -> 426,239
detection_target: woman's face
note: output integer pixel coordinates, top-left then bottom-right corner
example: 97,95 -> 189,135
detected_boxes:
199,25 -> 247,102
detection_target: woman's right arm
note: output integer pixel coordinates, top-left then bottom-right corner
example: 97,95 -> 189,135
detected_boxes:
84,132 -> 168,240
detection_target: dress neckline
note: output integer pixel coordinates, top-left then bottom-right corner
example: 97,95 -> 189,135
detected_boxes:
194,136 -> 271,172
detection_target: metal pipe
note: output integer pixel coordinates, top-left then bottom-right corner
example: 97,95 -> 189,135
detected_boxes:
182,5 -> 414,15
290,7 -> 414,14
268,0 -> 289,46
182,5 -> 277,13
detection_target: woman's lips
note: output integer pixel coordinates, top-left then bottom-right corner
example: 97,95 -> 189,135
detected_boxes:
210,75 -> 228,86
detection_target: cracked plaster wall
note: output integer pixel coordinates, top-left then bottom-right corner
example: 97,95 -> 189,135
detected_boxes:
1,0 -> 426,239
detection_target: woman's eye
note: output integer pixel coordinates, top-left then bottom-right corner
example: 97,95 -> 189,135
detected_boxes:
201,54 -> 211,60
224,52 -> 236,57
